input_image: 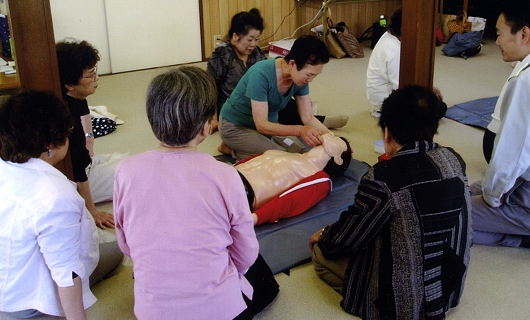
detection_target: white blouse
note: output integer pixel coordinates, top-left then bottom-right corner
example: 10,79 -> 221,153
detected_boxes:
0,158 -> 99,316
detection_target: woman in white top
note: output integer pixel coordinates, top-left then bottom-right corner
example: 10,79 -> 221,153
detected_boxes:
0,91 -> 99,319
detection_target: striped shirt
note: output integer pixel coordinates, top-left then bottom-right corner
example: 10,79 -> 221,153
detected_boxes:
319,141 -> 472,319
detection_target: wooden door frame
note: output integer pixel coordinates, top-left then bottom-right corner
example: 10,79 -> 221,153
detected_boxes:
8,0 -> 73,179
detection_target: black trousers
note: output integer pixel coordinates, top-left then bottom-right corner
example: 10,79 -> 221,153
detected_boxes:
483,129 -> 496,164
278,98 -> 325,125
234,254 -> 279,320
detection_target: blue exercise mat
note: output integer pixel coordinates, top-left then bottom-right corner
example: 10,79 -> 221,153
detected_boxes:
214,153 -> 371,273
255,159 -> 370,274
445,96 -> 498,129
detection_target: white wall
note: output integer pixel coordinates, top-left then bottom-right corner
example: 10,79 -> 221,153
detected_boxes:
50,0 -> 112,73
0,0 -> 7,16
104,0 -> 201,73
49,0 -> 201,74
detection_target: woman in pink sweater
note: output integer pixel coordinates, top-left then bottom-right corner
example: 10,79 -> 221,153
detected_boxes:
114,66 -> 278,319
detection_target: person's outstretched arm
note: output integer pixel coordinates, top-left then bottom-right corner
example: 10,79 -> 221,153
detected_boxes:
295,94 -> 329,134
252,99 -> 324,147
77,180 -> 114,229
58,276 -> 87,320
80,114 -> 94,157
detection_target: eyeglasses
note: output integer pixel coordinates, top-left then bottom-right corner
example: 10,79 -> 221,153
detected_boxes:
82,66 -> 98,80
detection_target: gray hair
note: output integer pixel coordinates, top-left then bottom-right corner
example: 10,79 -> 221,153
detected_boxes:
146,66 -> 216,145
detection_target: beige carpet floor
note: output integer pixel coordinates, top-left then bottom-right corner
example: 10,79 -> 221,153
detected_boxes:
3,38 -> 530,319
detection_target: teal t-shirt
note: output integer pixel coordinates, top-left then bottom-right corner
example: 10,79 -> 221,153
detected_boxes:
220,58 -> 310,129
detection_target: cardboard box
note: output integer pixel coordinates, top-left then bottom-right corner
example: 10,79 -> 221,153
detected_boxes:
268,39 -> 295,58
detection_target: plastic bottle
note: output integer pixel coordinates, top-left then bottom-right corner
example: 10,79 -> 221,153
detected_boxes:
379,15 -> 387,27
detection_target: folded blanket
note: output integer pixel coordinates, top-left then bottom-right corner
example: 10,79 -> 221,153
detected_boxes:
445,97 -> 498,129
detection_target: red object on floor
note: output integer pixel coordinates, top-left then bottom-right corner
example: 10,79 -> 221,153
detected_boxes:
436,27 -> 443,46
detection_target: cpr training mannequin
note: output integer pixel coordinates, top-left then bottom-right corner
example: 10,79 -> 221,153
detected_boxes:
235,132 -> 352,225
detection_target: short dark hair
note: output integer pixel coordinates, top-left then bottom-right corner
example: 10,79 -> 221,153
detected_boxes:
56,39 -> 100,95
388,6 -> 402,37
284,35 -> 329,70
379,85 -> 440,145
499,0 -> 530,34
0,91 -> 72,163
322,137 -> 352,177
226,8 -> 264,40
146,66 -> 216,146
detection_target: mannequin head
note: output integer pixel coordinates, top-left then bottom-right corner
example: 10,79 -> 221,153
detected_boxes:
305,133 -> 352,177
322,133 -> 347,165
322,137 -> 352,177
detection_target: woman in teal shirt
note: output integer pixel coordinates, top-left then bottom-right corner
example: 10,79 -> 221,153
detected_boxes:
219,35 -> 331,160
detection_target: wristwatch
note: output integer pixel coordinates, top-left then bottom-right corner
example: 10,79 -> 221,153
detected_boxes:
85,132 -> 94,137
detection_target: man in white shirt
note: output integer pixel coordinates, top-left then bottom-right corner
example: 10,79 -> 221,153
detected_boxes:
471,1 -> 530,248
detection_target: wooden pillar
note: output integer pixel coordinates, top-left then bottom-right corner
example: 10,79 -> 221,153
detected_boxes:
8,0 -> 73,179
8,0 -> 62,96
399,0 -> 440,89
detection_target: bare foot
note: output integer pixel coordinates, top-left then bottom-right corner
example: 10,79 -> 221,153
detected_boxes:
217,142 -> 232,155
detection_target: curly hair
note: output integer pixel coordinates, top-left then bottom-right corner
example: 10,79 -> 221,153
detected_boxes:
0,91 -> 72,163
56,39 -> 100,95
379,85 -> 440,145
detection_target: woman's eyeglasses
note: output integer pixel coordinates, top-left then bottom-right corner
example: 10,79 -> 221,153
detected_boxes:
82,66 -> 98,80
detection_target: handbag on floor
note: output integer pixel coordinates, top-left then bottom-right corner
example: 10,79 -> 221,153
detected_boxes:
328,18 -> 364,58
447,11 -> 472,35
442,30 -> 483,59
326,31 -> 347,59
311,23 -> 346,59
441,14 -> 457,42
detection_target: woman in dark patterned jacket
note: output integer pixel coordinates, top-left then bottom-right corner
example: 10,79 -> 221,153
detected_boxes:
310,85 -> 472,319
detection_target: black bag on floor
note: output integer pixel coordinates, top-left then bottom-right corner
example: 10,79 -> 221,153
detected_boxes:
358,22 -> 386,49
442,30 -> 483,59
